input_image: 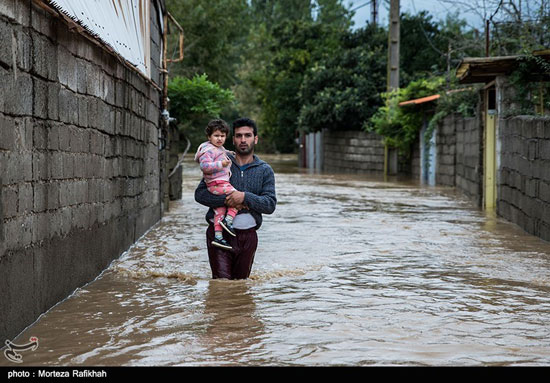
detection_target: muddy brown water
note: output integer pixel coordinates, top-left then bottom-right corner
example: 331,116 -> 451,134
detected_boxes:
3,154 -> 550,366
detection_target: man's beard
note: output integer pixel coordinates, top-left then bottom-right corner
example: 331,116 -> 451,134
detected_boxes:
235,141 -> 255,155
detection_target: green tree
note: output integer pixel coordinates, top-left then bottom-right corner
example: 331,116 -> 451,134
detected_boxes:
165,0 -> 251,89
250,0 -> 314,27
298,25 -> 387,133
249,0 -> 352,152
399,11 -> 484,87
167,74 -> 235,149
399,11 -> 444,85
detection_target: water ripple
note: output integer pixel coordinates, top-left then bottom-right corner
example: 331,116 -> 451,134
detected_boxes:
3,155 -> 550,366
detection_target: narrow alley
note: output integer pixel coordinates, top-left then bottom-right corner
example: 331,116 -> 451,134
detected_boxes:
3,155 -> 550,366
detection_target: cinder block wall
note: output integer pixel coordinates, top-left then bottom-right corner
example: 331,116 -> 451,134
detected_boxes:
436,115 -> 457,186
323,130 -> 385,173
409,135 -> 421,180
0,1 -> 164,340
498,116 -> 550,242
455,116 -> 482,205
435,114 -> 482,205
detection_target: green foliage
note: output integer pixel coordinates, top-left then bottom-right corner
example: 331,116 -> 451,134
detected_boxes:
167,74 -> 235,148
425,85 -> 479,143
393,6 -> 485,141
399,12 -> 445,84
248,0 -> 352,152
368,75 -> 479,155
368,77 -> 445,153
163,1 -> 495,153
168,74 -> 235,120
165,0 -> 251,89
507,53 -> 550,115
298,25 -> 387,133
399,11 -> 484,86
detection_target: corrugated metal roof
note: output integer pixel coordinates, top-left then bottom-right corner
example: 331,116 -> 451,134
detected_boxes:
49,0 -> 151,77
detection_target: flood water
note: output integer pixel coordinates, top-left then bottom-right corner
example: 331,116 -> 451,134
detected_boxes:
3,154 -> 550,366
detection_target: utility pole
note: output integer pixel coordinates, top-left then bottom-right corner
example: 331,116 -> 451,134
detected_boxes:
371,0 -> 378,25
387,0 -> 400,92
385,0 -> 400,176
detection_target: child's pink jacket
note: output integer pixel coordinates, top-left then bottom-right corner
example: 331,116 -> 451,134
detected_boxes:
194,141 -> 232,184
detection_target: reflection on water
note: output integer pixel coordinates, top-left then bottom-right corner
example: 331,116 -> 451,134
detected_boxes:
3,154 -> 550,366
200,280 -> 264,365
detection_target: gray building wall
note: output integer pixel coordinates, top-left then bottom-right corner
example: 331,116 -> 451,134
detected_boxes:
0,0 -> 164,341
498,116 -> 550,242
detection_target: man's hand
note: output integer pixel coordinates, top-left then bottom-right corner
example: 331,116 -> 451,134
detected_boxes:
222,159 -> 231,167
225,190 -> 245,207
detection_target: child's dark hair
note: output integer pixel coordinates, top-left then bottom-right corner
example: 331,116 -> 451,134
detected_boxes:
205,119 -> 230,136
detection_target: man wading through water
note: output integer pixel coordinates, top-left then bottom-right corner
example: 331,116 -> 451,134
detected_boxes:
194,117 -> 277,279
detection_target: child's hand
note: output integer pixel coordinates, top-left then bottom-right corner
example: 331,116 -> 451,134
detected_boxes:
222,159 -> 231,167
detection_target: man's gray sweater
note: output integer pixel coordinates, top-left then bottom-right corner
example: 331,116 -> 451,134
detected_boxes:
194,154 -> 277,230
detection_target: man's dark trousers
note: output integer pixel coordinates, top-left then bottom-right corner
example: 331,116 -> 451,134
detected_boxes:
206,224 -> 258,279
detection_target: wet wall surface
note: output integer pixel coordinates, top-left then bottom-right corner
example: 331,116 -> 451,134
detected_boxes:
2,155 -> 550,366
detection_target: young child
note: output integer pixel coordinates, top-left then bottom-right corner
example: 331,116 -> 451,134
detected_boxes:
194,119 -> 238,250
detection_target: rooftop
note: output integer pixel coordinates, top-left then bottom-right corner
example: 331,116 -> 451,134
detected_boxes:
456,50 -> 550,84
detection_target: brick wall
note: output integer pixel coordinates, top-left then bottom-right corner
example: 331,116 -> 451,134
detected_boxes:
498,116 -> 550,242
0,1 -> 164,340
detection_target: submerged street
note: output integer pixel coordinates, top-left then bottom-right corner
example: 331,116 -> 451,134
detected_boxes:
3,154 -> 550,366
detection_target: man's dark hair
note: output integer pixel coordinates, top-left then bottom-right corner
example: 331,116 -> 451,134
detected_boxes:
232,117 -> 257,136
205,119 -> 230,137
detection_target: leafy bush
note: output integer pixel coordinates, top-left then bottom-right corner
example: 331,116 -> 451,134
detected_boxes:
368,77 -> 445,154
368,75 -> 479,155
167,74 -> 235,148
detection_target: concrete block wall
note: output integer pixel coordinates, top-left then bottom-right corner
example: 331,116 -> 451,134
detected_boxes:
323,130 -> 385,173
409,135 -> 421,180
313,113 -> 550,245
498,116 -> 550,242
433,114 -> 482,205
455,116 -> 482,205
436,115 -> 457,186
0,0 -> 164,341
